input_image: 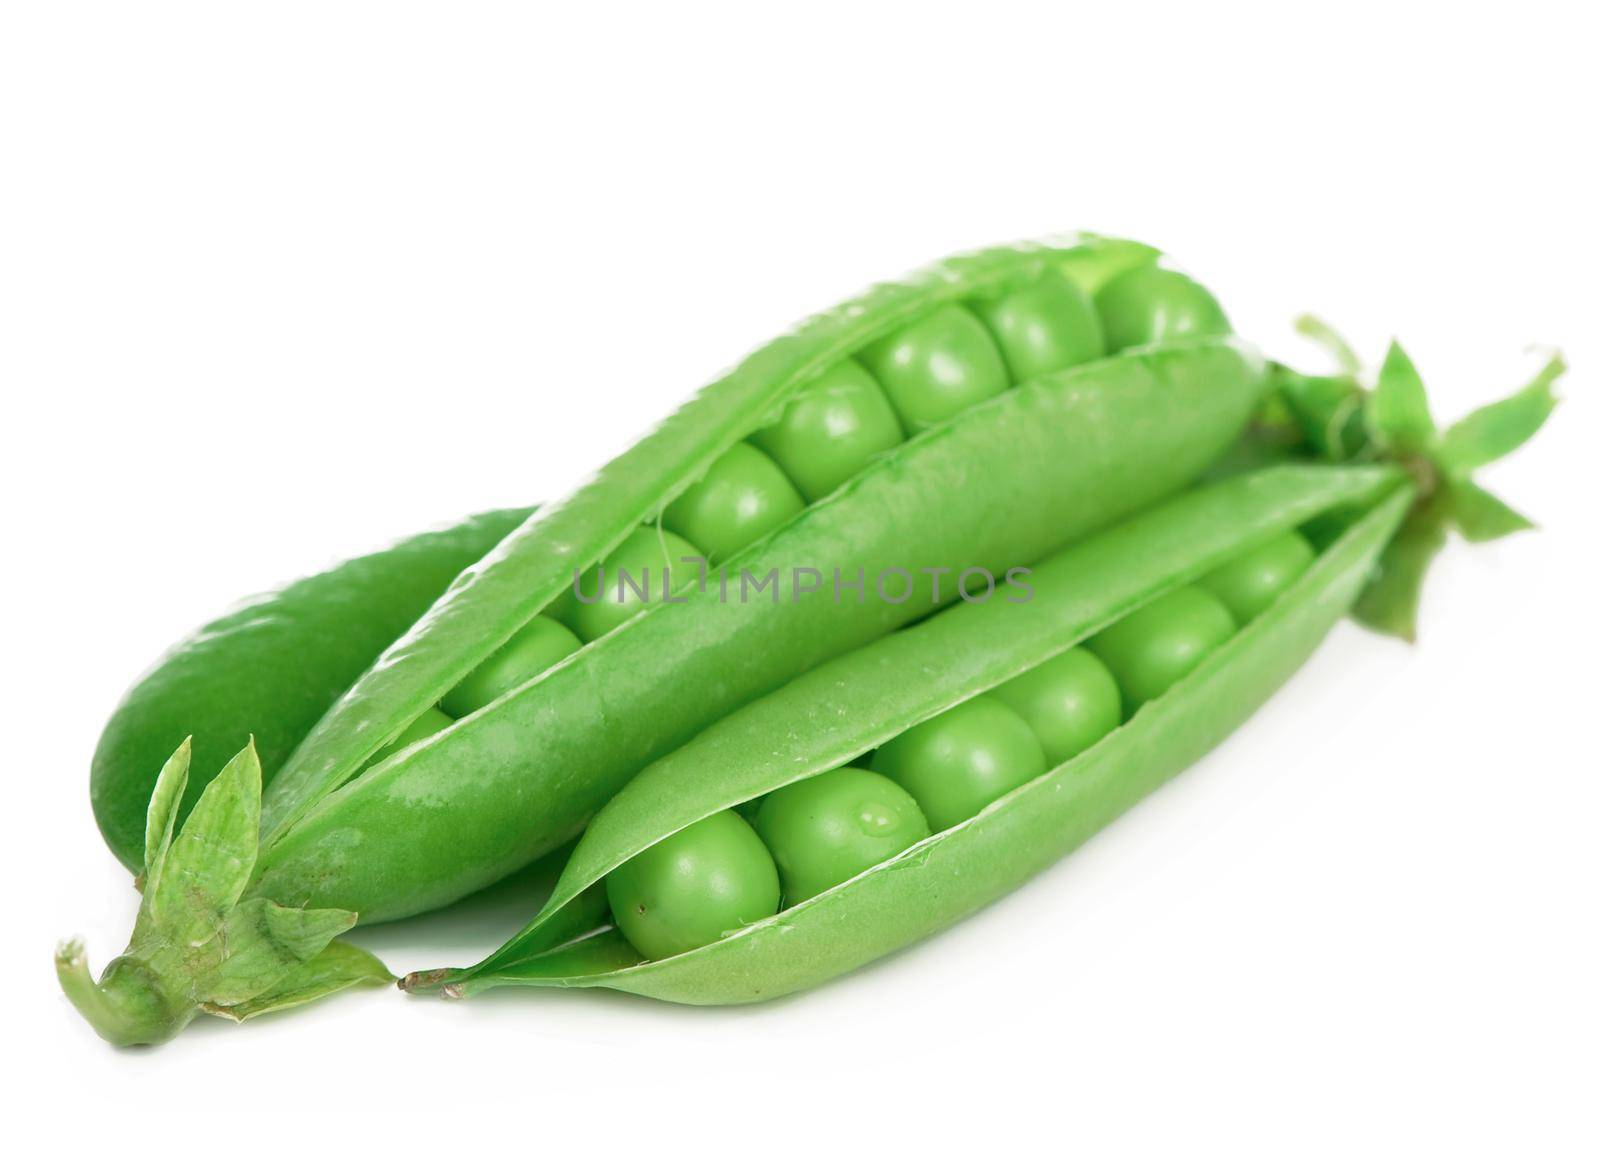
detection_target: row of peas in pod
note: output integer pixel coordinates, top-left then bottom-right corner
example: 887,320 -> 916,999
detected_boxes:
369,265 -> 1233,763
603,529 -> 1316,960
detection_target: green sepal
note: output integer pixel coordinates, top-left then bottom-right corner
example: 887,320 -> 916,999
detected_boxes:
206,898 -> 361,1006
1294,314 -> 1362,376
1437,353 -> 1564,477
140,737 -> 190,892
1277,326 -> 1558,640
1447,480 -> 1535,543
1365,341 -> 1436,456
203,940 -> 392,1022
60,740 -> 388,1046
1353,499 -> 1449,642
1273,366 -> 1368,462
145,741 -> 262,948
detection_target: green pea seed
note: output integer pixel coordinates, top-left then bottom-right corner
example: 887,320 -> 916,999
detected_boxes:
1197,531 -> 1316,623
605,810 -> 780,960
859,304 -> 1010,432
971,269 -> 1106,381
872,695 -> 1047,831
989,647 -> 1121,766
368,705 -> 452,767
440,615 -> 582,717
750,359 -> 905,502
1087,586 -> 1236,712
754,766 -> 930,904
1095,266 -> 1231,353
557,525 -> 703,642
663,442 -> 804,563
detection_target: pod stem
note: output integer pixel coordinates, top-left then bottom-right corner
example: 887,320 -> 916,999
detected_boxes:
60,739 -> 393,1047
55,942 -> 195,1047
1270,322 -> 1563,639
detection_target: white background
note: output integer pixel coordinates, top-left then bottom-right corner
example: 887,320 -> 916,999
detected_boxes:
4,2 -> 1596,1155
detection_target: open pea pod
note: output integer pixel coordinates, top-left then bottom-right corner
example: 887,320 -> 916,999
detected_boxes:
260,236 -> 1160,842
409,464 -> 1410,1001
252,240 -> 1266,924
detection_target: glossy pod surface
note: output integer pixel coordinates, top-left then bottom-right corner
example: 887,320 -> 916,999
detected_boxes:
89,507 -> 532,870
258,238 -> 1167,850
245,239 -> 1248,920
256,337 -> 1267,921
411,465 -> 1408,1000
606,548 -> 1309,952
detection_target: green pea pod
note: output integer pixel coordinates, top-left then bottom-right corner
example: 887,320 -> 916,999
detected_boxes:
259,237 -> 1162,845
409,465 -> 1410,1000
257,338 -> 1267,923
89,507 -> 533,871
247,239 -> 1266,925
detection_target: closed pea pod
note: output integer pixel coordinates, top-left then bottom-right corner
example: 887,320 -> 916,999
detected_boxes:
88,506 -> 534,870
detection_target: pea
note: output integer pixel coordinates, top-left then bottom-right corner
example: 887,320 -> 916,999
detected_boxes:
368,705 -> 452,767
558,525 -> 702,642
1197,531 -> 1316,623
663,442 -> 804,563
1087,586 -> 1236,712
754,767 -> 930,904
971,269 -> 1106,381
859,304 -> 1010,432
605,810 -> 780,960
750,359 -> 905,502
439,616 -> 582,717
989,647 -> 1121,766
1095,266 -> 1231,353
872,695 -> 1047,831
